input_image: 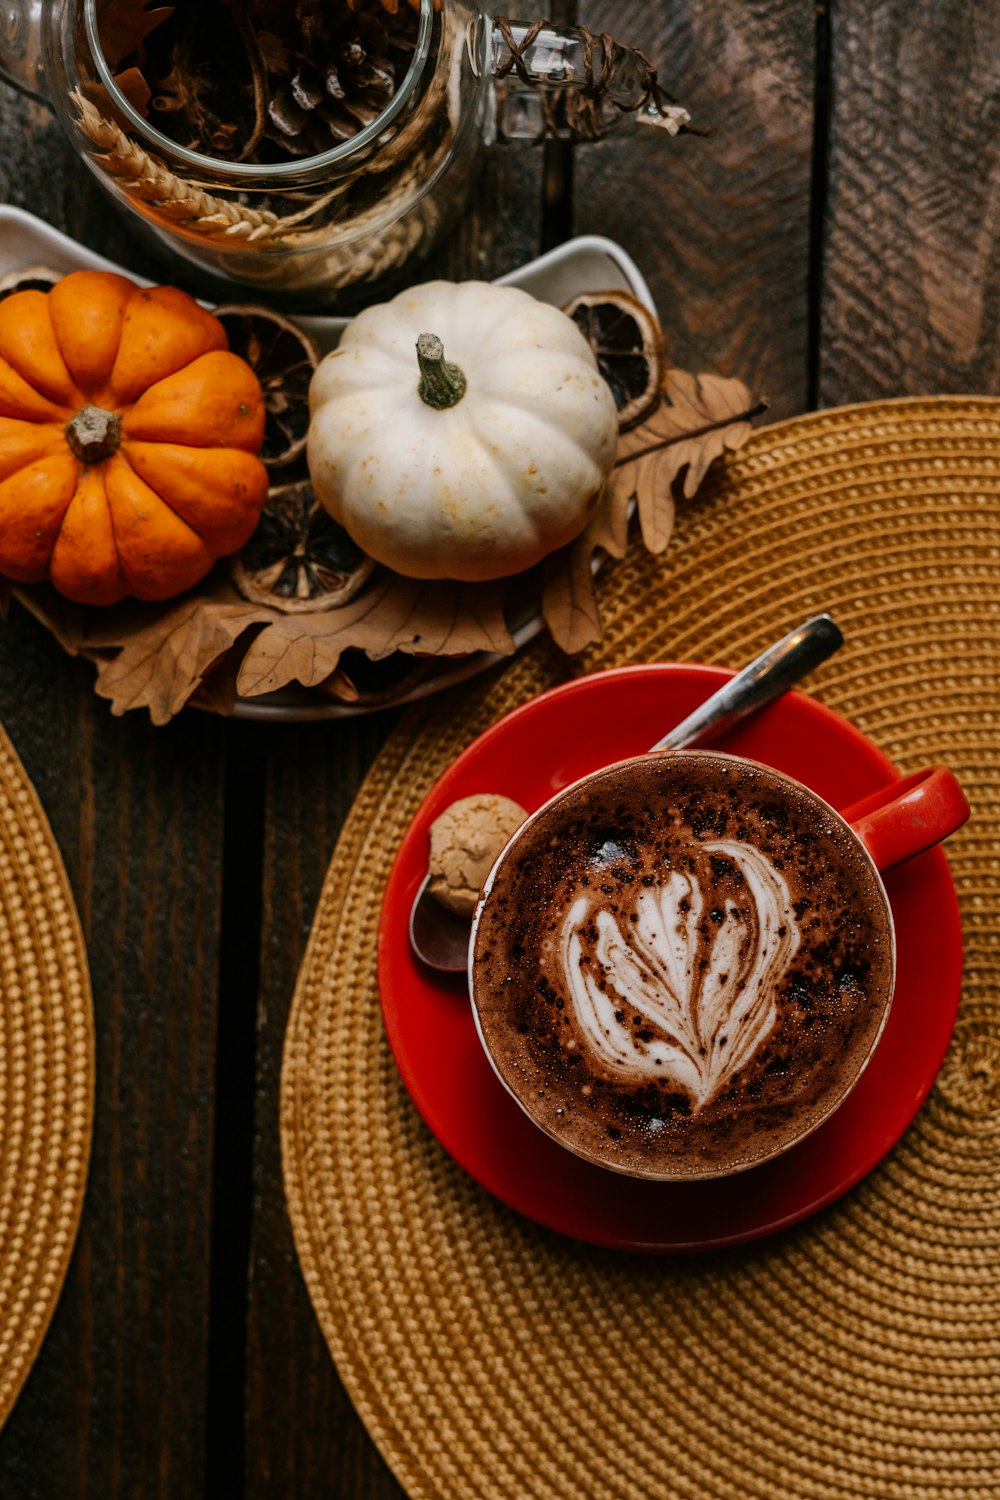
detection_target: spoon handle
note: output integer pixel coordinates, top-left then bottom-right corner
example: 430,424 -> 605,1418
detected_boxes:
650,614 -> 844,752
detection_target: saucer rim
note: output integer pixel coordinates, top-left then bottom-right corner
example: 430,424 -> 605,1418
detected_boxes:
378,663 -> 963,1251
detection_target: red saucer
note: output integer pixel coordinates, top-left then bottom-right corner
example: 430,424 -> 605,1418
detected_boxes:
377,665 -> 963,1251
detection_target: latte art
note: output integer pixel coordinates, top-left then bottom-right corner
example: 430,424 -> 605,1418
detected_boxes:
559,841 -> 802,1110
471,752 -> 895,1179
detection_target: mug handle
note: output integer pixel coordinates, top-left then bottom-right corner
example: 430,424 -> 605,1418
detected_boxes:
841,767 -> 970,872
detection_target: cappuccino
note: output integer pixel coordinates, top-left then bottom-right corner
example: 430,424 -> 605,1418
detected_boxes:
470,751 -> 895,1178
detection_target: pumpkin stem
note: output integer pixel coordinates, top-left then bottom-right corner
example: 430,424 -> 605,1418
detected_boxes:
65,405 -> 122,463
416,333 -> 467,410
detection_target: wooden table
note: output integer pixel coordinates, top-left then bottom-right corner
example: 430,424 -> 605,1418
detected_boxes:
0,3 -> 996,1496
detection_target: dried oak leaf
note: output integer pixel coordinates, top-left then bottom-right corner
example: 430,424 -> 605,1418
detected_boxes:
542,535 -> 601,655
235,572 -> 515,698
610,370 -> 765,555
83,580 -> 272,725
93,64 -> 151,118
543,370 -> 765,653
541,489 -> 628,655
97,0 -> 174,69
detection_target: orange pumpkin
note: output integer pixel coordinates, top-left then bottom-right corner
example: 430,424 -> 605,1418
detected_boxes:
0,269 -> 270,606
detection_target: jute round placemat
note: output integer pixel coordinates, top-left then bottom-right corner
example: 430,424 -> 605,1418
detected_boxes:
282,397 -> 1000,1500
0,724 -> 94,1429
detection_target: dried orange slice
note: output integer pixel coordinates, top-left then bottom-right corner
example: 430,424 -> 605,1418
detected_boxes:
213,304 -> 320,468
231,478 -> 375,612
562,289 -> 663,430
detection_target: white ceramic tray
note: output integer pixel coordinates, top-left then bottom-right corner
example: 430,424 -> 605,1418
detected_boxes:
0,206 -> 657,721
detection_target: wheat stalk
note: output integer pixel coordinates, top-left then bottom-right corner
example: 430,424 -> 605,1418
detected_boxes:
71,93 -> 408,248
72,94 -> 285,242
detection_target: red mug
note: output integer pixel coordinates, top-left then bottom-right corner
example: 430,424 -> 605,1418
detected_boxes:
469,750 -> 969,1181
841,765 -> 970,871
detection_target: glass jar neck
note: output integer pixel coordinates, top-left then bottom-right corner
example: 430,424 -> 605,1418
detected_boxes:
82,0 -> 437,182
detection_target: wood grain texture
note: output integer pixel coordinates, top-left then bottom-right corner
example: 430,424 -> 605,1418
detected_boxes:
574,0 -> 816,422
0,602 -> 225,1500
246,715 -> 406,1500
820,0 -> 1000,404
0,85 -> 225,1498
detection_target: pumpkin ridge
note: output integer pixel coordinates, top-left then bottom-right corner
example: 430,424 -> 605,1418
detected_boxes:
104,452 -> 213,601
0,356 -> 73,425
117,440 -> 267,557
476,351 -> 611,417
109,452 -> 206,570
0,416 -> 67,483
121,351 -> 266,452
339,407 -> 512,556
114,446 -> 187,526
108,285 -> 229,407
89,460 -> 127,598
48,463 -> 127,606
0,452 -> 81,582
466,395 -> 598,488
48,271 -> 135,396
452,280 -> 530,351
0,290 -> 86,409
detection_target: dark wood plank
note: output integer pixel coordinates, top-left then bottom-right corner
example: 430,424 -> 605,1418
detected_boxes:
820,2 -> 1000,403
573,0 -> 817,422
0,603 -> 225,1500
242,118 -> 555,1500
0,84 -> 225,1499
246,714 -> 405,1500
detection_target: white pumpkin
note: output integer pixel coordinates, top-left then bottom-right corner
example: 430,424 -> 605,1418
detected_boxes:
306,280 -> 619,582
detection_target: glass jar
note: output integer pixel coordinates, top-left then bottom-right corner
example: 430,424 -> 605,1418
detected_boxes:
0,0 -> 690,301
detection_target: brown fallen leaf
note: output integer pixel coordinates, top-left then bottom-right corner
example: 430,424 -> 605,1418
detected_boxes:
541,485 -> 630,655
609,371 -> 766,554
85,580 -> 272,724
542,531 -> 602,654
82,66 -> 153,129
236,572 -> 515,698
96,0 -> 174,70
542,372 -> 765,652
232,549 -> 546,700
187,648 -> 244,717
582,480 -> 632,565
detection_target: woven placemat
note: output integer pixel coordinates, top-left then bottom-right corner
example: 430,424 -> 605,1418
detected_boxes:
282,397 -> 1000,1500
0,725 -> 94,1429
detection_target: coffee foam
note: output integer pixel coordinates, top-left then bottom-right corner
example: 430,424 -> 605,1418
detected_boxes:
558,838 -> 801,1110
472,753 -> 895,1179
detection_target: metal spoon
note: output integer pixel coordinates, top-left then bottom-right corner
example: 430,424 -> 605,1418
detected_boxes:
408,613 -> 844,972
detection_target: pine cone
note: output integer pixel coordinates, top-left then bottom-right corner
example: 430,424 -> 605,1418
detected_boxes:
145,0 -> 421,164
262,0 -> 420,158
